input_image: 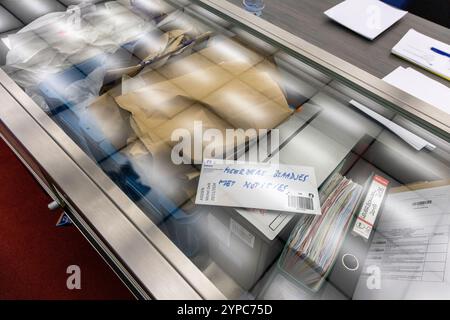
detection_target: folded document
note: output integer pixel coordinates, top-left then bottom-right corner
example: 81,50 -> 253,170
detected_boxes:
383,66 -> 450,115
195,159 -> 321,215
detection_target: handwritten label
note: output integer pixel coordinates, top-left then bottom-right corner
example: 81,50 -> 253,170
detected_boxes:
196,159 -> 321,215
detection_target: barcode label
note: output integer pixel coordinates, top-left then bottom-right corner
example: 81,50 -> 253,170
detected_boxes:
287,195 -> 314,211
413,200 -> 432,206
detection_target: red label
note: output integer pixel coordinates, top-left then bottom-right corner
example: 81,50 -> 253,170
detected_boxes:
374,175 -> 389,186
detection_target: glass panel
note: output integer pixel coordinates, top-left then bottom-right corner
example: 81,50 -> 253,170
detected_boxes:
1,0 -> 449,299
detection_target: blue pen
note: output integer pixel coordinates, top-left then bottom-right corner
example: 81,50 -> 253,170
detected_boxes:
431,47 -> 450,58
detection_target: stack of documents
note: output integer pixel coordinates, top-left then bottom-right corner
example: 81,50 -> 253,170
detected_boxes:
392,29 -> 450,81
383,66 -> 450,115
324,0 -> 407,40
196,159 -> 322,216
279,173 -> 364,292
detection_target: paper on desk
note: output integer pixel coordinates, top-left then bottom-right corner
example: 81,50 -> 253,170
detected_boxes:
350,100 -> 436,151
383,66 -> 450,115
195,159 -> 321,215
354,183 -> 450,299
392,29 -> 450,80
324,0 -> 407,40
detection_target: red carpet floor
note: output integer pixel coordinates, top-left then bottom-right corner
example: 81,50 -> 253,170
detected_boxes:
0,139 -> 134,300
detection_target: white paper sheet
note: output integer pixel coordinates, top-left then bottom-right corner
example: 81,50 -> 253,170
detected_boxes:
383,67 -> 450,115
324,0 -> 407,40
392,29 -> 450,80
354,184 -> 450,299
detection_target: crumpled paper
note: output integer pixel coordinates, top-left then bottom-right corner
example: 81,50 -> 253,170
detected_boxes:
114,36 -> 294,164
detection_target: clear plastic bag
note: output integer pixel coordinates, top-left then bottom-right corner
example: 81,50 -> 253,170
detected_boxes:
2,1 -> 163,111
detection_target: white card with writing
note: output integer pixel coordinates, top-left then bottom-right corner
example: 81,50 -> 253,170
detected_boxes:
195,159 -> 321,215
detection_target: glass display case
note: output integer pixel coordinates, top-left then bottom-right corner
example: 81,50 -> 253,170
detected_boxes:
1,0 -> 449,300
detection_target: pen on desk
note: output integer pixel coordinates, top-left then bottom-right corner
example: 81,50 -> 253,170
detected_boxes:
431,47 -> 450,58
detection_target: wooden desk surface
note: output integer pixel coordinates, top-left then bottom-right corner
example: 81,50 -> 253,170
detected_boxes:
227,0 -> 450,87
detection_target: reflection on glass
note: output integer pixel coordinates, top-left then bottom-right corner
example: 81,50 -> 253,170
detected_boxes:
1,0 -> 450,300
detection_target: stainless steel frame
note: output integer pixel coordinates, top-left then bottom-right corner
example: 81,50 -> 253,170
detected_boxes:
0,0 -> 449,300
0,81 -> 221,300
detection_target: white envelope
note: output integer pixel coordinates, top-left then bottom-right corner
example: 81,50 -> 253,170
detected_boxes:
195,159 -> 321,215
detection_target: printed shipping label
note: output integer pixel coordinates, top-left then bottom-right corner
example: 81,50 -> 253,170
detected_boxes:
195,159 -> 321,215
